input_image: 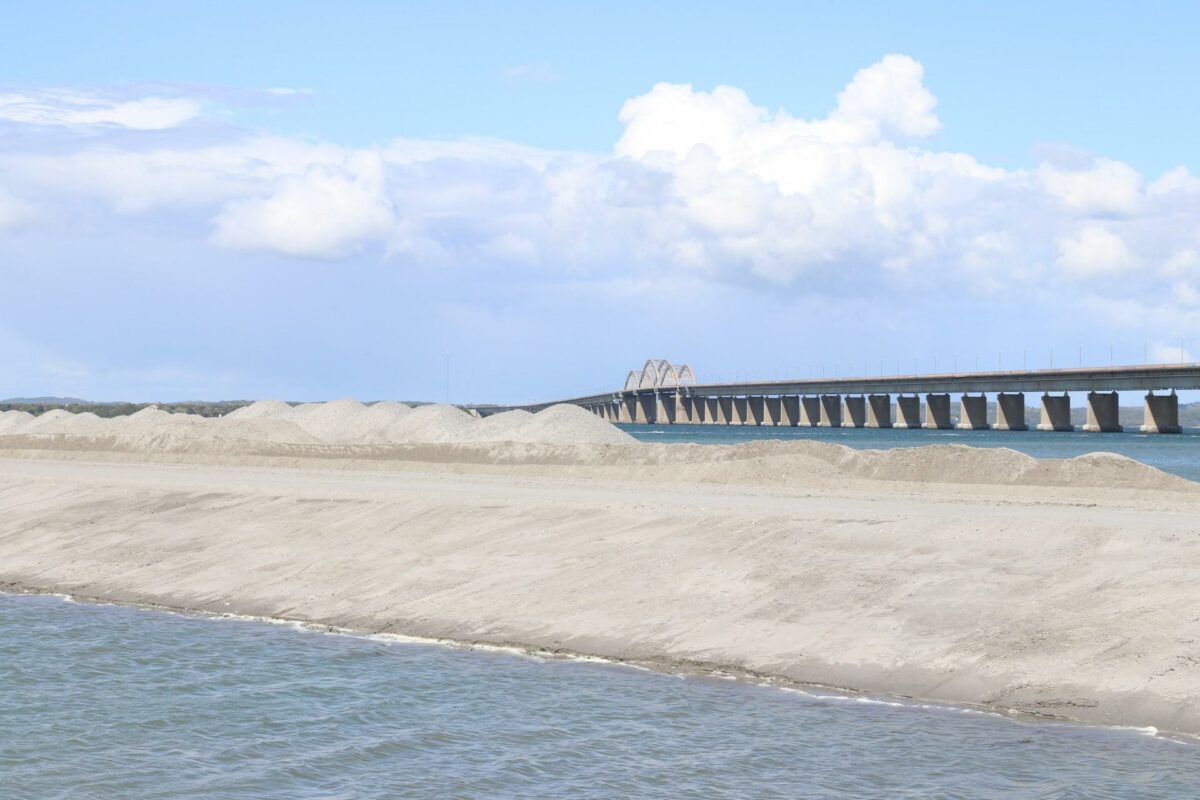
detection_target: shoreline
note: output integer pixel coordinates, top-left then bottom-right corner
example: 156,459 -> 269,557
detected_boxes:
2,445 -> 1200,736
6,586 -> 1189,746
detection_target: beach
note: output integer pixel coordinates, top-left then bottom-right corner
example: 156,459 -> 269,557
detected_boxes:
2,402 -> 1199,734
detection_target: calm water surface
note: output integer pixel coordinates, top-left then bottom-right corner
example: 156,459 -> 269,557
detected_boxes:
2,593 -> 1197,799
622,423 -> 1200,482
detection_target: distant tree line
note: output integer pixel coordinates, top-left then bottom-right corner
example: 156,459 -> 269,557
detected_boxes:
0,401 -> 254,418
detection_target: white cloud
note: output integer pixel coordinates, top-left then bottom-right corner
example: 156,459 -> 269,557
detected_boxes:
1150,341 -> 1195,363
0,90 -> 202,130
0,188 -> 33,229
1163,248 -> 1200,276
831,53 -> 941,140
1148,166 -> 1200,197
211,151 -> 394,259
1056,225 -> 1136,277
1,54 -> 1199,322
1039,158 -> 1144,216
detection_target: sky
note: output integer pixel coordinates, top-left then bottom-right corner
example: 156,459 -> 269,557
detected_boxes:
2,1 -> 1199,403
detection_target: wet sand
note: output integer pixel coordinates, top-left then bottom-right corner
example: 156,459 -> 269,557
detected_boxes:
2,445 -> 1199,734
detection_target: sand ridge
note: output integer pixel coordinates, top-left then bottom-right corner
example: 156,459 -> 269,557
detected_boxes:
1,453 -> 1199,735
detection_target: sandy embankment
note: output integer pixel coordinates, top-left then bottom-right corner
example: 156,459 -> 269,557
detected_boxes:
2,401 -> 1199,733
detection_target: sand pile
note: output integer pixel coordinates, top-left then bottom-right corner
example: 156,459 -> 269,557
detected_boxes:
0,410 -> 35,433
285,399 -> 413,444
384,404 -> 481,444
225,399 -> 293,419
0,400 -> 636,450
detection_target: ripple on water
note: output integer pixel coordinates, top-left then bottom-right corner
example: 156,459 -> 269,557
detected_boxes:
1,593 -> 1198,799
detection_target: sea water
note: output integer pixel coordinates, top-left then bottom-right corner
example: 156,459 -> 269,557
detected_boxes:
2,593 -> 1197,798
622,423 -> 1200,482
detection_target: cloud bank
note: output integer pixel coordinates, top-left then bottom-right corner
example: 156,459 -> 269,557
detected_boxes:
1,56 -> 1198,313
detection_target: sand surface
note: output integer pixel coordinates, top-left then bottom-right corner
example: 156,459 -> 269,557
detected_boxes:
2,403 -> 1200,733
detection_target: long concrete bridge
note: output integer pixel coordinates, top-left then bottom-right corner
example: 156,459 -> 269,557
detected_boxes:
479,359 -> 1200,433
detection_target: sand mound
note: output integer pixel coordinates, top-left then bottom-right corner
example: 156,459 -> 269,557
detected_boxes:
225,400 -> 293,420
504,404 -> 635,446
843,444 -> 1037,484
0,410 -> 34,434
385,404 -> 479,444
0,399 -> 634,451
475,409 -> 534,441
283,398 -> 411,444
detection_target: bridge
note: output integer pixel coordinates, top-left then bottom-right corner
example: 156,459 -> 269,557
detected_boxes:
477,359 -> 1200,433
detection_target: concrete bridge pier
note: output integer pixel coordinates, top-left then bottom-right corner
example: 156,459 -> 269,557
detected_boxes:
732,396 -> 749,426
923,393 -> 952,429
1037,393 -> 1073,432
654,392 -> 674,424
866,394 -> 892,428
717,397 -> 733,425
703,397 -> 719,425
764,396 -> 784,426
746,396 -> 766,426
894,395 -> 921,428
674,392 -> 693,424
618,397 -> 634,423
819,395 -> 843,427
994,392 -> 1027,431
636,394 -> 658,424
843,395 -> 867,428
781,396 -> 801,426
1083,391 -> 1122,432
799,396 -> 821,427
957,394 -> 991,430
681,395 -> 699,424
1141,391 -> 1182,433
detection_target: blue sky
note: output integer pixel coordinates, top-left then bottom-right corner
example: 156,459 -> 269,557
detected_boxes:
2,2 -> 1199,402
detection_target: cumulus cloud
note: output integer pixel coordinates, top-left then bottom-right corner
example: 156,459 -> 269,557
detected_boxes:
1,54 -> 1199,319
0,90 -> 203,130
1039,158 -> 1144,216
1057,225 -> 1136,277
212,151 -> 394,259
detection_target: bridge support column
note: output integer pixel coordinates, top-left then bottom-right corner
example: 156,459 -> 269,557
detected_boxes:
957,394 -> 991,430
654,392 -> 673,424
1037,393 -> 1073,432
732,397 -> 749,425
1083,391 -> 1122,432
717,397 -> 733,425
923,394 -> 952,429
799,396 -> 821,427
746,396 -> 766,426
994,392 -> 1027,431
619,397 -> 634,423
895,395 -> 921,428
764,396 -> 783,426
674,392 -> 692,424
781,396 -> 801,427
635,394 -> 656,424
1141,391 -> 1182,434
703,397 -> 719,425
819,395 -> 842,427
843,395 -> 867,428
866,394 -> 892,428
